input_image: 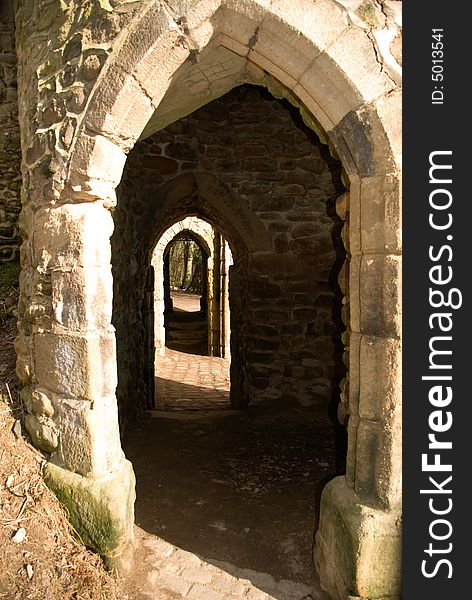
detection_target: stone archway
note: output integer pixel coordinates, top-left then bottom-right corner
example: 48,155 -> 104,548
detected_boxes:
15,1 -> 401,597
162,232 -> 210,352
152,217 -> 215,357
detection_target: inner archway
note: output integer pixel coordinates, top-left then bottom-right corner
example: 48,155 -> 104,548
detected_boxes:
151,216 -> 234,413
164,232 -> 210,353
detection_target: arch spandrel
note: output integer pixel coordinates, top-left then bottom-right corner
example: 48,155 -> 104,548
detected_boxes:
68,0 -> 401,191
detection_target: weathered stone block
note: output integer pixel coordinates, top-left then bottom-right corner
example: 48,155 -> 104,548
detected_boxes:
14,333 -> 31,358
248,36 -> 308,92
31,387 -> 54,417
348,255 -> 361,333
33,203 -> 113,270
347,178 -> 362,255
360,174 -> 401,254
269,0 -> 348,53
44,459 -> 135,560
34,332 -> 117,401
70,133 -> 127,192
359,335 -> 401,423
348,332 -> 361,413
345,414 -> 358,488
354,418 -> 381,499
81,53 -> 103,82
373,416 -> 402,509
65,85 -> 86,113
360,254 -> 401,338
314,476 -> 401,600
16,355 -> 32,385
56,396 -> 123,477
375,88 -> 402,171
217,4 -> 265,51
341,103 -> 399,179
308,26 -> 395,130
51,267 -> 113,332
25,413 -> 58,453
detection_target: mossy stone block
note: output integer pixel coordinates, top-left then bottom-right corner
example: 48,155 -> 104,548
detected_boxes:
44,459 -> 135,559
314,476 -> 401,600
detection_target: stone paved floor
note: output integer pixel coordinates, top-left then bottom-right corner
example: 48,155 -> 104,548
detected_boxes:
125,411 -> 336,600
128,527 -> 322,600
155,349 -> 231,412
171,290 -> 202,312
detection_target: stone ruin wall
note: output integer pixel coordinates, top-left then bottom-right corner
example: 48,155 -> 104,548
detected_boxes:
4,0 -> 402,265
12,0 -> 168,445
0,0 -> 21,262
10,1 -> 401,425
113,85 -> 346,425
9,1 -> 402,596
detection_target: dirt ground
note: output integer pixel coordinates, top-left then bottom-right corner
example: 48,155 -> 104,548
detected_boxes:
0,394 -> 128,600
124,406 -> 336,598
0,263 -> 125,599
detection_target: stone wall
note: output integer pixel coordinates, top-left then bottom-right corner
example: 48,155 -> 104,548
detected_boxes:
12,0 -> 402,591
0,0 -> 21,262
113,85 -> 346,424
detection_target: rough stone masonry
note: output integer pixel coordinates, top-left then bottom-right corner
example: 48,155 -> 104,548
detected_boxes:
6,1 -> 402,599
113,85 -> 346,428
0,2 -> 21,262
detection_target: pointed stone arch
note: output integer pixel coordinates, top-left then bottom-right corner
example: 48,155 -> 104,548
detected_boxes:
18,1 -> 401,597
152,216 -> 215,357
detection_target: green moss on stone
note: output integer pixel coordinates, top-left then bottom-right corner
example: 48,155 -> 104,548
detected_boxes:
44,460 -> 135,557
316,477 -> 401,599
356,0 -> 383,29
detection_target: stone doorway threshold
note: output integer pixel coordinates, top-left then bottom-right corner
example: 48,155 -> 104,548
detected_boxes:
123,409 -> 335,599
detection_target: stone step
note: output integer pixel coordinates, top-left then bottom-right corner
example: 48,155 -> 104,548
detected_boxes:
168,338 -> 207,346
168,330 -> 208,341
167,320 -> 207,331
